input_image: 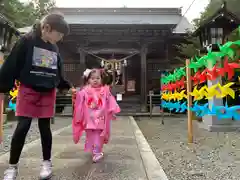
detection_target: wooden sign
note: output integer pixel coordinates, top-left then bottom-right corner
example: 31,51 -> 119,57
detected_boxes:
127,80 -> 135,92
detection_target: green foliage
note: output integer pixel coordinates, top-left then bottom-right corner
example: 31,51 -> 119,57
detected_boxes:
175,36 -> 201,59
0,0 -> 55,28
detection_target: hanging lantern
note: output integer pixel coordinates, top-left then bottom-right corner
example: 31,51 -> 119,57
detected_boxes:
123,59 -> 127,67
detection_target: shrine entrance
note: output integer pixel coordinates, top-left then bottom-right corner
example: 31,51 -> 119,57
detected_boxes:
54,7 -> 191,112
79,49 -> 139,96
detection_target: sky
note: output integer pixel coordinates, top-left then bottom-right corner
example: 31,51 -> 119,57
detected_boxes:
20,0 -> 210,23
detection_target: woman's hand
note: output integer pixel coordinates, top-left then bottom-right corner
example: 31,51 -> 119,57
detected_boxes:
70,87 -> 77,95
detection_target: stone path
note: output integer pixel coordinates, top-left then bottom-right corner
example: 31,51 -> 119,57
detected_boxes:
0,116 -> 167,180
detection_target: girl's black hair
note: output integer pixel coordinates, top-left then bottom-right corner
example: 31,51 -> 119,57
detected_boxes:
82,69 -> 107,86
28,13 -> 69,37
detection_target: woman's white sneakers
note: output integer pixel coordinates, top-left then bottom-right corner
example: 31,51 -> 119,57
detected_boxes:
3,161 -> 52,180
39,160 -> 52,180
3,165 -> 18,180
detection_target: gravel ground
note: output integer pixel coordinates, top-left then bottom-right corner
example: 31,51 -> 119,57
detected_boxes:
0,117 -> 71,155
136,116 -> 240,180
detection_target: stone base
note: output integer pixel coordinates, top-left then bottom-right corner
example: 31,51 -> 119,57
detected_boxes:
152,106 -> 160,113
198,122 -> 240,132
199,115 -> 240,132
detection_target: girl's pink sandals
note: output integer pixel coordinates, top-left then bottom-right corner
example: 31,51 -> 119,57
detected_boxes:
92,152 -> 104,163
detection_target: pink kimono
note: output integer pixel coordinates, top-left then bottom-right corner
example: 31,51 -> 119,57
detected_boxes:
72,85 -> 120,154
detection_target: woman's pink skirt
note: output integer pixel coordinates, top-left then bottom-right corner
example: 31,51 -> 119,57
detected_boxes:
85,129 -> 104,154
16,84 -> 56,118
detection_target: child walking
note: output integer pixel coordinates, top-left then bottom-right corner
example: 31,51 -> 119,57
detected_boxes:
72,69 -> 120,162
0,13 -> 72,180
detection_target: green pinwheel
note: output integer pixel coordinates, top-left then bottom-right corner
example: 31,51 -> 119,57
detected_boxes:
218,42 -> 236,59
162,67 -> 187,84
189,56 -> 204,72
205,51 -> 225,67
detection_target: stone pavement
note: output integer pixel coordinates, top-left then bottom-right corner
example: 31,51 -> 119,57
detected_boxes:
0,116 -> 168,180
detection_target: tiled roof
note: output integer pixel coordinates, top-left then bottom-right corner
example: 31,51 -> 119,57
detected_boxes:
53,8 -> 193,33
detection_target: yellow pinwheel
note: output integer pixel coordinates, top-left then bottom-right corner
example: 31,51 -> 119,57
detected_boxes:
9,89 -> 18,100
178,90 -> 187,100
218,82 -> 235,99
189,86 -> 203,101
198,86 -> 208,100
205,84 -> 220,99
162,92 -> 171,101
189,86 -> 207,101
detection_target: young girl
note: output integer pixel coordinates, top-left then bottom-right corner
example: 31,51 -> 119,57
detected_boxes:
72,69 -> 120,162
0,14 -> 73,180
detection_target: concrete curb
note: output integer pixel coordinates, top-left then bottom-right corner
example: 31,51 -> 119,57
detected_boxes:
0,124 -> 72,162
129,116 -> 169,180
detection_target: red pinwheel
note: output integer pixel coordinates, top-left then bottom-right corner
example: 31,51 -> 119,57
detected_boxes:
167,84 -> 173,91
223,58 -> 240,80
191,70 -> 201,85
179,77 -> 185,89
216,67 -> 225,77
199,69 -> 207,83
171,83 -> 177,90
206,65 -> 218,80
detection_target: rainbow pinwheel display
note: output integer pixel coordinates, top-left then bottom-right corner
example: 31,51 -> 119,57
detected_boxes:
160,26 -> 240,120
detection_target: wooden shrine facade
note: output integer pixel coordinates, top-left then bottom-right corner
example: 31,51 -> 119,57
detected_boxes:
52,7 -> 192,110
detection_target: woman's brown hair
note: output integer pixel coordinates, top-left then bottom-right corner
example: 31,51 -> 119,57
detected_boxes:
29,13 -> 69,37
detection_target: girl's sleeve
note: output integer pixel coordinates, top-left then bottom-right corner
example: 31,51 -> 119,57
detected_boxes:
73,90 -> 85,124
0,37 -> 27,93
57,54 -> 72,90
107,90 -> 121,119
72,90 -> 85,144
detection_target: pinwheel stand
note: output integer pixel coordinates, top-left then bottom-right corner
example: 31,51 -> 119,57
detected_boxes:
161,38 -> 240,143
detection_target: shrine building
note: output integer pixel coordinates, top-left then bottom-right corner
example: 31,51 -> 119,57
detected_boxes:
22,8 -> 193,112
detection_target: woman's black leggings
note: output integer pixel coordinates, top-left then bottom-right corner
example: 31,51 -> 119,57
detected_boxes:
9,116 -> 52,164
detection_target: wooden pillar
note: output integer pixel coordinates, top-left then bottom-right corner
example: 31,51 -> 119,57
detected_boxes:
79,50 -> 86,85
0,25 -> 4,47
186,59 -> 193,143
140,44 -> 148,112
